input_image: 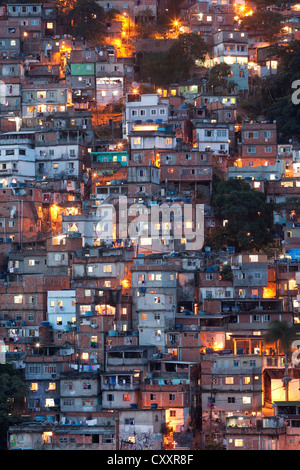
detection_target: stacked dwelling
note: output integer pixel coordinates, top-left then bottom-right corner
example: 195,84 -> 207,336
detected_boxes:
2,0 -> 300,453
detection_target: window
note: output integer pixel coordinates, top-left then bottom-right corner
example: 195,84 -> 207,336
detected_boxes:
14,295 -> 23,304
243,396 -> 251,404
64,381 -> 73,391
228,397 -> 235,403
63,399 -> 75,406
125,418 -> 134,425
85,289 -> 91,297
103,265 -> 112,273
56,317 -> 62,325
225,377 -> 234,384
141,314 -> 148,321
169,393 -> 176,401
44,365 -> 56,375
249,360 -> 256,367
235,439 -> 243,447
123,394 -> 130,401
265,146 -> 272,153
170,410 -> 176,417
247,146 -> 256,153
29,365 -> 41,374
150,393 -> 156,401
107,394 -> 114,402
243,377 -> 251,384
30,382 -> 38,391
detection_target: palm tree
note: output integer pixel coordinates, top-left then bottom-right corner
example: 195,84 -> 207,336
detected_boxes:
264,320 -> 297,401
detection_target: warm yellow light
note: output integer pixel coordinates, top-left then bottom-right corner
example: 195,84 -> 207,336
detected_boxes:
121,279 -> 130,289
213,341 -> 224,351
132,88 -> 138,94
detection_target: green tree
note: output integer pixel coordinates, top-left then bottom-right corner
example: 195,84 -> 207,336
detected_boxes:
264,320 -> 296,360
243,40 -> 300,140
67,0 -> 106,42
208,178 -> 274,252
264,320 -> 297,400
140,33 -> 209,86
240,10 -> 284,43
0,364 -> 29,449
207,63 -> 237,93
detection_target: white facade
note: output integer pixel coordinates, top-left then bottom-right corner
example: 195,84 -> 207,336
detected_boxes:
62,204 -> 116,247
130,132 -> 176,151
124,94 -> 169,139
96,76 -> 124,107
0,143 -> 35,187
35,143 -> 84,179
47,290 -> 76,330
194,125 -> 229,153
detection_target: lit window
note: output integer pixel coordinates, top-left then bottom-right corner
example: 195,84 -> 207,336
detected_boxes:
225,377 -> 234,384
243,396 -> 251,404
56,316 -> 62,325
123,394 -> 130,401
30,382 -> 38,391
103,265 -> 112,273
235,439 -> 243,447
14,295 -> 23,304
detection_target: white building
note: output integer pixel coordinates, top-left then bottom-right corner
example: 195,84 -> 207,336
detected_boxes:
193,122 -> 230,154
47,290 -> 76,330
123,93 -> 169,139
0,131 -> 36,187
62,204 -> 116,247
